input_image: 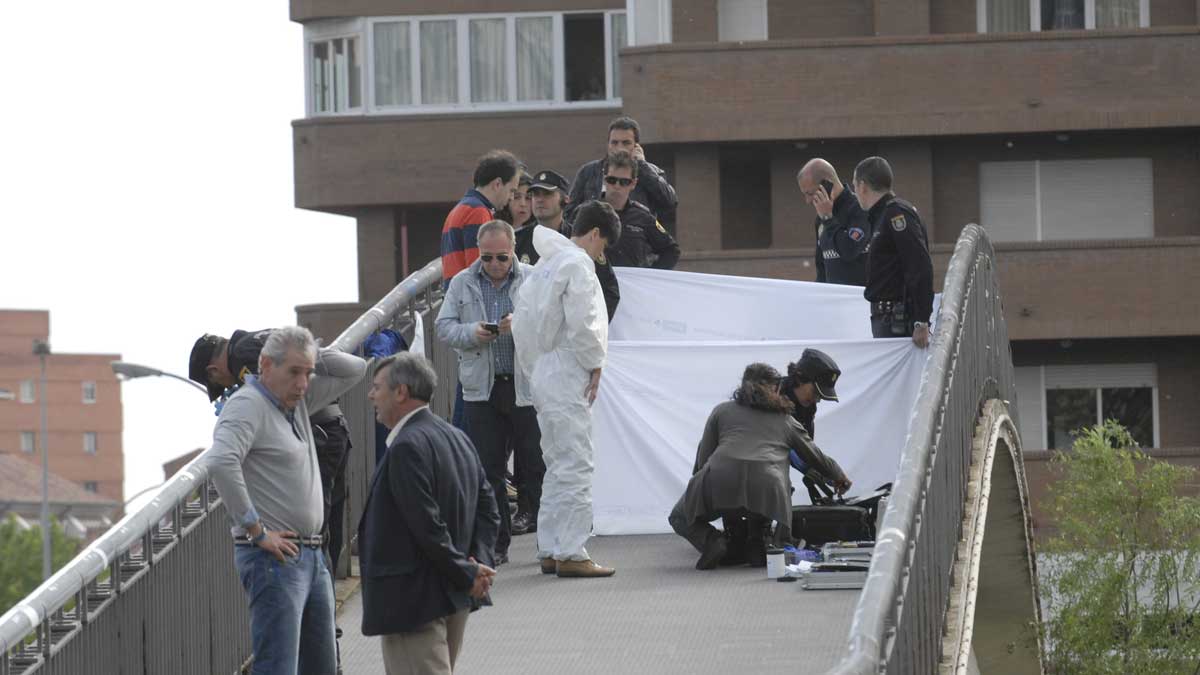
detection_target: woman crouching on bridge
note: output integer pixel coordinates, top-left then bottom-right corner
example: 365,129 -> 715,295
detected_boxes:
667,363 -> 851,570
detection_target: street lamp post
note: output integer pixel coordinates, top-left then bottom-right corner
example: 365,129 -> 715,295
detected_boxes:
33,339 -> 52,581
110,361 -> 210,395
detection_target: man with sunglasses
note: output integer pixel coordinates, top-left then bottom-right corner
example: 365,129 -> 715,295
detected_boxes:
436,220 -> 540,566
601,151 -> 681,270
568,116 -> 679,233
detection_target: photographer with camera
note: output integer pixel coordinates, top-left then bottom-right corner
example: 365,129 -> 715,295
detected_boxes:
436,220 -> 541,566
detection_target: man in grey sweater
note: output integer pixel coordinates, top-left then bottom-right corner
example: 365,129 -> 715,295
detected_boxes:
205,326 -> 366,675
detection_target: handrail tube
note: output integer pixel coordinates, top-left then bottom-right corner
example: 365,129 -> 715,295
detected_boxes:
826,224 -> 991,673
0,256 -> 446,661
0,462 -> 208,654
329,258 -> 442,354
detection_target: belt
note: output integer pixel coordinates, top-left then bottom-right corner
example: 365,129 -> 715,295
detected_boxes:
494,374 -> 514,382
235,534 -> 324,548
870,300 -> 905,314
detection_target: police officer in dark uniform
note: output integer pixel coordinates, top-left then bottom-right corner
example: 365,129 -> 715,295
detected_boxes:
797,158 -> 872,285
189,330 -> 354,574
520,170 -> 621,323
600,150 -> 681,270
781,349 -> 843,504
852,156 -> 934,348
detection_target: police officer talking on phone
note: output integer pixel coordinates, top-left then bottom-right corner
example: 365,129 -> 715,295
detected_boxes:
797,158 -> 872,286
852,156 -> 934,348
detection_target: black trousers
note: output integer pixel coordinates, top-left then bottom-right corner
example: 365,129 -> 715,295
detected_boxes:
314,416 -> 352,574
465,377 -> 543,556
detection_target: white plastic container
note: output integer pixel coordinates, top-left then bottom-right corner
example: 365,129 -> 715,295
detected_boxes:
766,547 -> 785,579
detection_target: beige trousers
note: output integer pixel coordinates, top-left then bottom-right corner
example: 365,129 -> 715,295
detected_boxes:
380,609 -> 470,675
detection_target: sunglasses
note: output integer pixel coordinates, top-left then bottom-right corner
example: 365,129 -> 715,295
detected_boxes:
480,254 -> 511,263
604,176 -> 634,187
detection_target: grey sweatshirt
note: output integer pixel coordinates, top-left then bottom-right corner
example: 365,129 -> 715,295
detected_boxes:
205,349 -> 367,539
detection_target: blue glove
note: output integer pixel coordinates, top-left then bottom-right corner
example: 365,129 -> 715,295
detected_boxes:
789,449 -> 809,473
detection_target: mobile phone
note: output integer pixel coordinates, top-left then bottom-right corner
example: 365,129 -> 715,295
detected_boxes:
820,179 -> 835,195
483,322 -> 500,335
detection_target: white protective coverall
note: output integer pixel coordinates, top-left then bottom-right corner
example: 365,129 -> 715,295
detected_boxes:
511,226 -> 608,562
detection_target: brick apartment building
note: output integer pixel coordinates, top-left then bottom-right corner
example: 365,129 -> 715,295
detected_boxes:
0,310 -> 125,506
287,1 -> 1200,528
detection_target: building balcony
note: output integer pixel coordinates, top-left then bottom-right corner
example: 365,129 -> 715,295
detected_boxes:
292,107 -> 616,212
676,235 -> 1200,341
620,27 -> 1200,144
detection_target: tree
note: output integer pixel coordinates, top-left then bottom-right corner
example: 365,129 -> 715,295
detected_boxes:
1039,420 -> 1200,673
0,516 -> 80,616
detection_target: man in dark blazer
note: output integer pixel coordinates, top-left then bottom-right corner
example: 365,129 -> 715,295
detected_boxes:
361,352 -> 500,674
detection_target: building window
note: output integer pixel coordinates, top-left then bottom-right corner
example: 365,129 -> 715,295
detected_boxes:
311,36 -> 363,114
84,432 -> 98,455
373,21 -> 412,106
345,11 -> 627,115
83,381 -> 97,404
718,0 -> 769,41
517,17 -> 554,101
20,380 -> 35,403
979,0 -> 1148,32
83,481 -> 99,493
21,431 -> 35,453
1014,364 -> 1158,451
979,158 -> 1153,242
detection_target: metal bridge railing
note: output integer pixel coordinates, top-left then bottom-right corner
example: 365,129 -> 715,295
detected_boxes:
827,224 -> 1018,674
0,258 -> 448,675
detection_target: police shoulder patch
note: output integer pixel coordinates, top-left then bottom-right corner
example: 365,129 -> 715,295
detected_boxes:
655,220 -> 667,234
890,214 -> 907,232
849,227 -> 865,241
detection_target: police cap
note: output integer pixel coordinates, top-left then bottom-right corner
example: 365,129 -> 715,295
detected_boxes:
188,334 -> 227,402
790,348 -> 841,402
529,169 -> 570,194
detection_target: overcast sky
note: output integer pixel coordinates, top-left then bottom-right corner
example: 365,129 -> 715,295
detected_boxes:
2,3 -> 358,509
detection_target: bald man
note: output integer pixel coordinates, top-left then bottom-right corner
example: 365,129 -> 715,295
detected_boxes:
797,159 -> 873,286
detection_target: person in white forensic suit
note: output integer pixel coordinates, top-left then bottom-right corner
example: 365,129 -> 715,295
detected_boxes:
512,199 -> 622,579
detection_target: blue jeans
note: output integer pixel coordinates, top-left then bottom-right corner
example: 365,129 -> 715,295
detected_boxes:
234,545 -> 336,675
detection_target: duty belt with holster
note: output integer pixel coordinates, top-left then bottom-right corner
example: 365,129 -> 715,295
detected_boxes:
871,299 -> 913,337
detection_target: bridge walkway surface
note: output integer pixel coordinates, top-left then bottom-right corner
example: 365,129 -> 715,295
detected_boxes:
336,534 -> 858,674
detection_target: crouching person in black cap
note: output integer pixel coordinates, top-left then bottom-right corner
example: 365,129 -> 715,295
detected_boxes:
668,364 -> 850,571
189,330 -> 356,646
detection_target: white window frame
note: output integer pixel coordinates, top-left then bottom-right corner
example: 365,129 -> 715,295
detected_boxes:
82,381 -> 97,404
1023,363 -> 1160,449
304,18 -> 366,117
21,431 -> 35,453
19,379 -> 35,403
977,0 -> 1149,32
626,0 -> 673,46
84,432 -> 98,455
360,10 -> 626,116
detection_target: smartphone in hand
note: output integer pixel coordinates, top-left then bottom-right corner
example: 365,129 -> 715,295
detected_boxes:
483,322 -> 500,335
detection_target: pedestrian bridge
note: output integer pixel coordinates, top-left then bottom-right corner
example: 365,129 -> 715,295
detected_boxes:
0,225 -> 1043,674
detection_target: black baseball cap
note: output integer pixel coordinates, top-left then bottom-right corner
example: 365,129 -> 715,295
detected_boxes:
530,170 -> 569,193
188,334 -> 227,402
792,348 -> 841,402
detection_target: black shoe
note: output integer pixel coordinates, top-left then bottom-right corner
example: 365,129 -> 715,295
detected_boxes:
494,552 -> 509,566
335,626 -> 343,639
696,533 -> 728,570
511,512 -> 537,535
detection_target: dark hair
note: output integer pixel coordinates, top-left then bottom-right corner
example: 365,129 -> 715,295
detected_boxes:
783,361 -> 811,390
853,156 -> 893,193
731,363 -> 794,414
571,200 -> 622,243
602,150 -> 639,180
608,116 -> 641,144
473,150 -> 520,189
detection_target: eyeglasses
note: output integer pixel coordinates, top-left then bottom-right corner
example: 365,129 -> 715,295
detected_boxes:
480,254 -> 511,263
604,176 -> 634,187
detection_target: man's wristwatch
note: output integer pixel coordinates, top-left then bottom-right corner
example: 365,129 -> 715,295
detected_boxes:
913,322 -> 928,330
247,524 -> 267,545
